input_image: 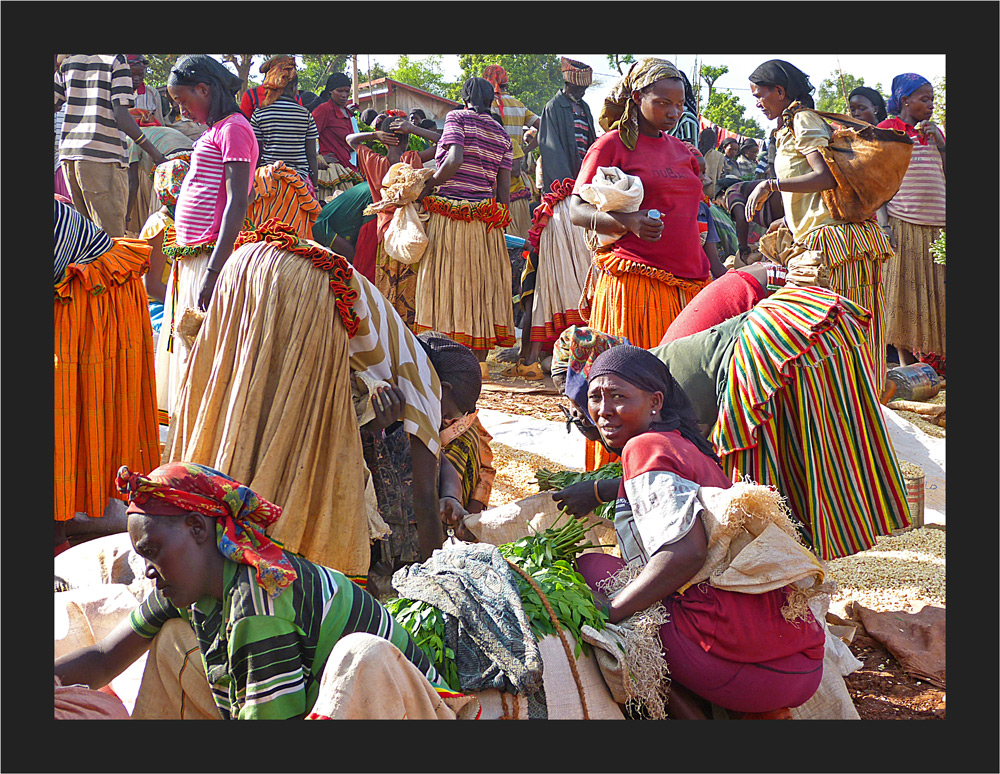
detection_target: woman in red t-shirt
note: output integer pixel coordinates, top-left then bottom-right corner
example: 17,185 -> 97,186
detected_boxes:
311,73 -> 365,201
573,345 -> 826,718
569,58 -> 711,350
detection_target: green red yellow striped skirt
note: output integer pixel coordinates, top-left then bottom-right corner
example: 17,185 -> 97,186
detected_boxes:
712,286 -> 911,560
54,239 -> 160,521
803,220 -> 892,387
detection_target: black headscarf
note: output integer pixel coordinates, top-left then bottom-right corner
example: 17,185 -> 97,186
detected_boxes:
359,108 -> 379,127
678,69 -> 698,116
167,55 -> 242,126
298,90 -> 322,112
417,332 -> 482,415
848,86 -> 888,123
749,59 -> 815,109
588,345 -> 719,463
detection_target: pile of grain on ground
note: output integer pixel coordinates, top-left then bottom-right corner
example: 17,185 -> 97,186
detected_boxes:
826,527 -> 945,614
489,441 -> 580,507
892,388 -> 945,439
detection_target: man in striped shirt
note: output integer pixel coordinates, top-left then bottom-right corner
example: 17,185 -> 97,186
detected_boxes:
55,54 -> 167,236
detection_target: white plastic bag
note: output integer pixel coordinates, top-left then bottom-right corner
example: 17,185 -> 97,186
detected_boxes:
383,203 -> 429,265
578,166 -> 644,248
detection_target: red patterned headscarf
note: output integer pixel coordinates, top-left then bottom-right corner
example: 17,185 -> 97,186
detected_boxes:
116,462 -> 297,598
482,64 -> 508,118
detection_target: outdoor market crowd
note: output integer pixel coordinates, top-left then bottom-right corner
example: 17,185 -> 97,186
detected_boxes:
53,53 -> 944,722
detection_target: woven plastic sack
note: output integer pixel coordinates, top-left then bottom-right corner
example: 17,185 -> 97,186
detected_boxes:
577,166 -> 644,248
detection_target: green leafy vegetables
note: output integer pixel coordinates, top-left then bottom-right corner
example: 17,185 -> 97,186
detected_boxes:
385,510 -> 609,691
535,461 -> 623,520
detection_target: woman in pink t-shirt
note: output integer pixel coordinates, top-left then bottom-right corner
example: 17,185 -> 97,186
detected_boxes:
155,55 -> 258,419
568,58 -> 711,350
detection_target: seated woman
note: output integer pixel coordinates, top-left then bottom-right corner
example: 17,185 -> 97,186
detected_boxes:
53,462 -> 476,720
363,332 -> 494,597
573,346 -> 826,719
551,278 -> 912,561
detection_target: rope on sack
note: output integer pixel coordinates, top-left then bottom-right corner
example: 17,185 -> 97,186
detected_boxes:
505,559 -> 591,720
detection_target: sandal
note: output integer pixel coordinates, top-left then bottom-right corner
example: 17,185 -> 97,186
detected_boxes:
515,360 -> 544,381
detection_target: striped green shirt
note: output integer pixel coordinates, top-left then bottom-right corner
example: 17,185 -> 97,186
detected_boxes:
129,553 -> 444,719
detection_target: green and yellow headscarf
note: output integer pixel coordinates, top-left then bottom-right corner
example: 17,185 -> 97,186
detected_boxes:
599,58 -> 683,151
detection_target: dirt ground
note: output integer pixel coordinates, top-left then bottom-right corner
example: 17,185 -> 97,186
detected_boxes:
480,367 -> 946,720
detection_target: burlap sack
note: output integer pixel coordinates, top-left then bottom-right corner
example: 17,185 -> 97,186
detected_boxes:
471,634 -> 625,719
578,166 -> 644,248
683,483 -> 826,608
463,492 -> 617,555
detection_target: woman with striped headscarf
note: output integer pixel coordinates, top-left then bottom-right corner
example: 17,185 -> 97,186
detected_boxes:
569,58 -> 712,350
744,59 -> 896,392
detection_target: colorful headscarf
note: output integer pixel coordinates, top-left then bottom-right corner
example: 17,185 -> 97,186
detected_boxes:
551,326 -> 627,419
482,64 -> 509,118
560,57 -> 593,87
887,73 -> 930,116
128,108 -> 161,127
259,55 -> 298,109
600,58 -> 683,151
116,462 -> 297,598
153,157 -> 190,212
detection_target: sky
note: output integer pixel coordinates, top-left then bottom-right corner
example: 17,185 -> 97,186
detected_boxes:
348,53 -> 946,130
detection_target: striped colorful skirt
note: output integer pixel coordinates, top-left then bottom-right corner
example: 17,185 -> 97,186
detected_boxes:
414,197 -> 516,351
587,252 -> 710,349
530,197 -> 591,347
164,239 -> 370,577
374,241 -> 418,331
803,220 -> 893,387
55,240 -> 159,521
712,286 -> 911,560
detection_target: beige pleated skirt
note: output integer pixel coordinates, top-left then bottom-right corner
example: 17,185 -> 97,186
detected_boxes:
155,249 -> 211,419
316,161 -> 364,203
164,240 -> 369,576
883,217 -> 946,356
531,197 -> 592,343
506,196 -> 532,241
414,207 -> 516,350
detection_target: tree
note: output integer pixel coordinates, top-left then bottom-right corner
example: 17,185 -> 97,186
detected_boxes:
454,54 -> 564,115
297,54 -> 351,95
816,70 -> 867,115
390,55 -> 452,98
932,76 -> 945,131
703,90 -> 764,138
145,55 -> 183,89
699,63 -> 729,105
606,54 -> 636,75
220,54 -> 257,97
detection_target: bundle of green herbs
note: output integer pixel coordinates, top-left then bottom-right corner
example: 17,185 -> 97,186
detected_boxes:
535,461 -> 623,520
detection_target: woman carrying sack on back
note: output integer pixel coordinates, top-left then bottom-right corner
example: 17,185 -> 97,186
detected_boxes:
743,59 -> 896,391
876,74 -> 946,372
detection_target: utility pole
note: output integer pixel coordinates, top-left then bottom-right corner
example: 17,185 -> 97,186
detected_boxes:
352,54 -> 358,105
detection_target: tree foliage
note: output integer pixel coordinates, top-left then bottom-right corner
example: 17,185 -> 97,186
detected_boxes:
390,55 -> 452,98
699,63 -> 729,105
932,76 -> 945,131
297,54 -> 351,94
816,70 -> 867,115
606,54 -> 637,75
703,90 -> 764,138
454,54 -> 564,115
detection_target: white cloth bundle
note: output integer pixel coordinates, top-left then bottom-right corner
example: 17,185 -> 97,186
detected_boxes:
365,162 -> 434,265
577,166 -> 644,247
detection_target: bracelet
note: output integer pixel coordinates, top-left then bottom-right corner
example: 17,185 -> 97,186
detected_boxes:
593,479 -> 605,504
768,178 -> 780,193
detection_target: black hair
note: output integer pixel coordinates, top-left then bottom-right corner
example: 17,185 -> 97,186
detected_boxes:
417,332 -> 482,415
167,55 -> 242,126
359,108 -> 379,127
848,86 -> 888,123
698,127 -> 718,155
749,59 -> 815,109
409,108 -> 427,121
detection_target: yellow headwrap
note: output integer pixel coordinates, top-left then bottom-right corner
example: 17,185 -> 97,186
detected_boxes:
259,55 -> 298,108
599,58 -> 682,151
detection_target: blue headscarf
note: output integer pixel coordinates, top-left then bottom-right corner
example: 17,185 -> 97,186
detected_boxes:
887,73 -> 930,116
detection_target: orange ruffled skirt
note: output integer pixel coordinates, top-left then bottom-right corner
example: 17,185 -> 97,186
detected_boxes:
54,239 -> 159,521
